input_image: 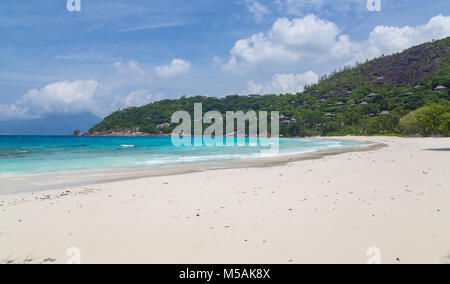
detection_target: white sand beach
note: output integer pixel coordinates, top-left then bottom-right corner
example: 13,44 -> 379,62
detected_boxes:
0,136 -> 449,264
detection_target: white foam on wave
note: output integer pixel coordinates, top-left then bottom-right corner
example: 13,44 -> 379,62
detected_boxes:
145,161 -> 170,166
140,139 -> 364,168
177,154 -> 244,162
120,145 -> 136,148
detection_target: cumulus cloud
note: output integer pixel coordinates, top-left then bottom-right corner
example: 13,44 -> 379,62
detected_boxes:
225,14 -> 450,70
18,80 -> 101,116
224,14 -> 352,70
0,80 -> 161,121
0,58 -> 196,120
245,71 -> 319,95
358,14 -> 450,60
154,59 -> 191,78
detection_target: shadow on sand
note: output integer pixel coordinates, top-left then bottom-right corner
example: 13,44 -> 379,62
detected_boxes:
425,148 -> 450,152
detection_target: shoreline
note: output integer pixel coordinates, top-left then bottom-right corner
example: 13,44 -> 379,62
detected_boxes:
0,138 -> 381,195
1,136 -> 449,264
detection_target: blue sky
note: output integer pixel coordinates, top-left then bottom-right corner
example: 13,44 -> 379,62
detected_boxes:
0,0 -> 449,120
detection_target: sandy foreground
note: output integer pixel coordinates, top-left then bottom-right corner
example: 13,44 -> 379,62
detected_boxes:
0,136 -> 449,264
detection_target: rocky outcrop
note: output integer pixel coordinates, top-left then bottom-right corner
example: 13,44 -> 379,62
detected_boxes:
361,40 -> 450,86
156,123 -> 171,130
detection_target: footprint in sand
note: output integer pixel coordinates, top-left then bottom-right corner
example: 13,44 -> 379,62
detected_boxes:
42,258 -> 56,263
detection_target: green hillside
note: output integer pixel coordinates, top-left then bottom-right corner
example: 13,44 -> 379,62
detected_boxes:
89,37 -> 450,137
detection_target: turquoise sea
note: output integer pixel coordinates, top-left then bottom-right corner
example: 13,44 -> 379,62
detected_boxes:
0,136 -> 364,177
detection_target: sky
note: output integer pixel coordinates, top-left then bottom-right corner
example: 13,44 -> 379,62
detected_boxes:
0,0 -> 449,121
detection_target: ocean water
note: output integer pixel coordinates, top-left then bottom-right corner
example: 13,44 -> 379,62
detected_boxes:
0,136 -> 364,176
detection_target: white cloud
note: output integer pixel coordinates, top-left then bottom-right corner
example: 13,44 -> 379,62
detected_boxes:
0,58 -> 195,120
0,80 -> 162,121
0,104 -> 34,121
245,0 -> 270,22
18,80 -> 100,116
245,71 -> 319,95
114,61 -> 146,77
154,59 -> 191,78
118,90 -> 163,108
224,14 -> 351,70
362,14 -> 450,59
225,14 -> 450,70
